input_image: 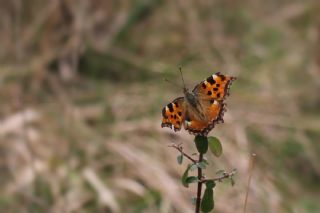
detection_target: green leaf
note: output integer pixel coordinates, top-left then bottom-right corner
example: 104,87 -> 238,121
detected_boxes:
194,135 -> 208,154
177,154 -> 183,165
197,161 -> 207,169
181,165 -> 191,187
190,164 -> 198,171
202,159 -> 209,165
208,136 -> 222,157
191,197 -> 197,205
205,180 -> 216,189
186,176 -> 198,184
201,188 -> 214,212
230,177 -> 235,186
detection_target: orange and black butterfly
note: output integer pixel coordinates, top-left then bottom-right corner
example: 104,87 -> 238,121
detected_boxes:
161,71 -> 236,135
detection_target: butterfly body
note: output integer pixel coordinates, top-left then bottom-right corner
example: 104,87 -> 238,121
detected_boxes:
184,89 -> 206,120
161,72 -> 236,135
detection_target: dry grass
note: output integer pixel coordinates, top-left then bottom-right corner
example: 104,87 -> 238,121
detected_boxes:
0,0 -> 320,212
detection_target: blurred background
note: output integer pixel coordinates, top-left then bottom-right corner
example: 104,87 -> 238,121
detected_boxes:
0,0 -> 320,212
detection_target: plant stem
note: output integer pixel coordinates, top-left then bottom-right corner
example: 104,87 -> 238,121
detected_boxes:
169,144 -> 197,163
200,169 -> 237,183
195,152 -> 203,213
243,153 -> 256,213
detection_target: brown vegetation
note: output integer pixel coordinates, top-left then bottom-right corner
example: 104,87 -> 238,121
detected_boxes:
0,0 -> 319,212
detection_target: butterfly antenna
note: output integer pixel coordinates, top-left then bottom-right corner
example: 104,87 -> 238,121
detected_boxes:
179,67 -> 187,90
163,78 -> 182,89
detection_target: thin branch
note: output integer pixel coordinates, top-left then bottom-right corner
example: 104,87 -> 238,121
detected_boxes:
168,143 -> 197,163
243,153 -> 256,213
201,169 -> 237,183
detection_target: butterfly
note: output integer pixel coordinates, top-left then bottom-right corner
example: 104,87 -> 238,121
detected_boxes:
161,71 -> 236,135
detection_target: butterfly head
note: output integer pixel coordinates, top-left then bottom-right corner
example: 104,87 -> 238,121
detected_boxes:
178,67 -> 200,111
184,89 -> 197,105
182,86 -> 189,94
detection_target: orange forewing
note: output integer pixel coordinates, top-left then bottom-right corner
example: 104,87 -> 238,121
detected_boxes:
161,97 -> 185,131
193,72 -> 236,101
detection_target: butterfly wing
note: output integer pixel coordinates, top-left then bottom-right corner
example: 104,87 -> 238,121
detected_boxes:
185,72 -> 235,135
184,100 -> 226,135
193,72 -> 236,101
161,97 -> 185,132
